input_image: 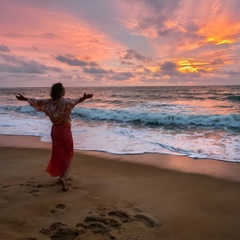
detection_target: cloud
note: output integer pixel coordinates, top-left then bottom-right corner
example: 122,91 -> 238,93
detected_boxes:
160,61 -> 179,76
210,58 -> 224,65
120,49 -> 150,66
224,70 -> 240,76
121,49 -> 148,61
55,55 -> 89,67
0,53 -> 62,74
55,54 -> 114,75
110,71 -> 134,81
41,32 -> 59,38
55,55 -> 99,67
121,0 -> 182,37
0,44 -> 11,53
156,60 -> 201,78
0,0 -> 240,87
83,67 -> 113,74
5,32 -> 60,39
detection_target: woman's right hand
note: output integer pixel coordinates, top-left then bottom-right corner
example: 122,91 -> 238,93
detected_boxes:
16,94 -> 28,101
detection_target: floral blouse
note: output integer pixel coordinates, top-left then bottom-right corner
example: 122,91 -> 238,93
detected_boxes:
28,98 -> 80,125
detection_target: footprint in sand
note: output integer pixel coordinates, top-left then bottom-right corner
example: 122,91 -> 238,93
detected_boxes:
29,189 -> 39,196
41,222 -> 79,239
41,207 -> 161,240
24,180 -> 41,196
23,178 -> 59,189
134,213 -> 161,228
50,203 -> 66,214
1,184 -> 11,193
22,238 -> 37,240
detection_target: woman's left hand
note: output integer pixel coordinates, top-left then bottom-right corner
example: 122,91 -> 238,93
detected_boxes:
83,93 -> 93,99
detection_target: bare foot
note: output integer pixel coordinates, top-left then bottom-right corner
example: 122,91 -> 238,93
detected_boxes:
60,178 -> 69,192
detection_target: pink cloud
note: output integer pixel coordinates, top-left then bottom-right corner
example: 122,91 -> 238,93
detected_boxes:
0,0 -> 240,86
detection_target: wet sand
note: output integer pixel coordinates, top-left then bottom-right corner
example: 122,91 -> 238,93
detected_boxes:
0,135 -> 240,240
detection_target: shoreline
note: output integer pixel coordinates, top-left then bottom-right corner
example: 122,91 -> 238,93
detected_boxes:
1,134 -> 240,239
1,134 -> 240,183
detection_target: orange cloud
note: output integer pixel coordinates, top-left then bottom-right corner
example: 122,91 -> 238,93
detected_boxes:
196,4 -> 240,46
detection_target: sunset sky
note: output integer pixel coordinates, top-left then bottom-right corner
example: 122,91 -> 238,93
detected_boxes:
0,0 -> 240,87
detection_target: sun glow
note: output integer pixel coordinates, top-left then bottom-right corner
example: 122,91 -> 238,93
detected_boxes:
177,59 -> 212,73
207,37 -> 233,45
178,59 -> 199,73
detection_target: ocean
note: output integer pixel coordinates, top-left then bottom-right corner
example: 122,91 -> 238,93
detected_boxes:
0,85 -> 240,162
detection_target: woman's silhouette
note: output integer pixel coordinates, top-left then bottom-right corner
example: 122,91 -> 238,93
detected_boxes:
16,82 -> 93,191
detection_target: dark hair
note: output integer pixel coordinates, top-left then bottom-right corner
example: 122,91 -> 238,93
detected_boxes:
51,82 -> 65,100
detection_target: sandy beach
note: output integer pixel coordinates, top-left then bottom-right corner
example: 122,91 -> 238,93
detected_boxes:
1,135 -> 240,240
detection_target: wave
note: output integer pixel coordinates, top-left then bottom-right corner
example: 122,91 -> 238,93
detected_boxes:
226,95 -> 240,102
0,105 -> 44,117
2,105 -> 240,129
73,107 -> 240,129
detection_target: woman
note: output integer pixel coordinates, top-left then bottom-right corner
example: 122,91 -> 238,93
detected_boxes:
16,82 -> 93,191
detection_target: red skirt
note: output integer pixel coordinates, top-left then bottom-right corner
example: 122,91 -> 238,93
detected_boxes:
46,121 -> 73,177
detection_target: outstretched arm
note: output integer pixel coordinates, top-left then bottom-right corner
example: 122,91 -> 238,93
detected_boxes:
78,93 -> 93,103
16,94 -> 28,101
